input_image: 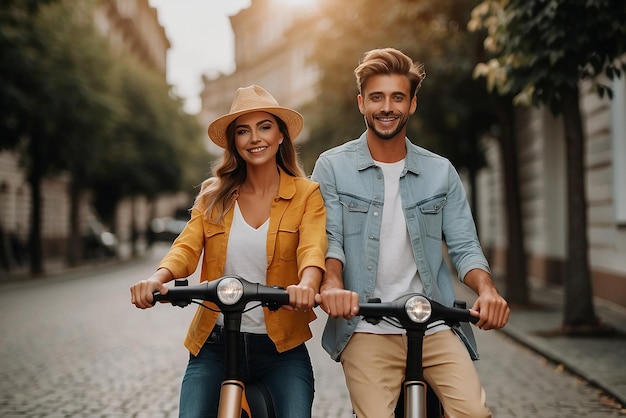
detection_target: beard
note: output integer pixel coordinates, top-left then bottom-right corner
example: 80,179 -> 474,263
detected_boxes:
364,112 -> 408,140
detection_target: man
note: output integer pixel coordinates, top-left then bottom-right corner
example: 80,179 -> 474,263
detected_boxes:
312,48 -> 510,418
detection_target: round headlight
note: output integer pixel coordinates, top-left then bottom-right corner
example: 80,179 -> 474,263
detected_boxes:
217,277 -> 244,305
405,295 -> 432,323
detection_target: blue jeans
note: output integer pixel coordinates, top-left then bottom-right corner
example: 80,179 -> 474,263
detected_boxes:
179,327 -> 314,418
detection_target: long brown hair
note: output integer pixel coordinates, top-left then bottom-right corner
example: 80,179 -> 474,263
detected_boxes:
194,113 -> 305,222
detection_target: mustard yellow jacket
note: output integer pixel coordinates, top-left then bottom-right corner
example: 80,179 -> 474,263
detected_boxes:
159,171 -> 327,355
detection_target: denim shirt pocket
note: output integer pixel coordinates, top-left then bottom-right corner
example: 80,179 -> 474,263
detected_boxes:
417,194 -> 447,240
339,197 -> 369,237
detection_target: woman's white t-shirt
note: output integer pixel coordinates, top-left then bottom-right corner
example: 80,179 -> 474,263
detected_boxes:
216,201 -> 269,334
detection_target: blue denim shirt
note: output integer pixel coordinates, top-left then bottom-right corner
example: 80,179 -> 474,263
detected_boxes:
311,133 -> 490,361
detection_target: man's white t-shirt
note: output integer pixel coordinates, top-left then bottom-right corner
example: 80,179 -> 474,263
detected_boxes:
355,159 -> 446,335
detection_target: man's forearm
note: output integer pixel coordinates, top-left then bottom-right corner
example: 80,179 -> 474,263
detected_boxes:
463,268 -> 496,295
321,258 -> 344,291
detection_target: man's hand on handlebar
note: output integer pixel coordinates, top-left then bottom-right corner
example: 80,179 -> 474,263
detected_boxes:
471,288 -> 510,330
463,268 -> 510,331
315,259 -> 359,319
315,288 -> 359,320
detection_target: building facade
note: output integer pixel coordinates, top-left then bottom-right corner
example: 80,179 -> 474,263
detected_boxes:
477,78 -> 626,308
94,0 -> 169,75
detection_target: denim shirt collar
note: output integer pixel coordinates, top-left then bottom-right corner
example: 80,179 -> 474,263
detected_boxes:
355,132 -> 421,177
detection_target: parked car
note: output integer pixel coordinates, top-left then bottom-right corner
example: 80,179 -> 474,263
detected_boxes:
83,213 -> 118,259
148,217 -> 187,243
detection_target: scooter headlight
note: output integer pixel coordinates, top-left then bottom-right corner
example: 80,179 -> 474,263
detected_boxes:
405,295 -> 432,323
217,277 -> 244,305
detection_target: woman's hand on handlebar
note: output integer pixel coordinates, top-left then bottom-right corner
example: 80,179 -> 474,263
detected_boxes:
284,284 -> 317,311
130,268 -> 173,309
282,265 -> 322,312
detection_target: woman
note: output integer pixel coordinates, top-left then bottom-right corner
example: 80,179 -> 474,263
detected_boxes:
130,85 -> 327,418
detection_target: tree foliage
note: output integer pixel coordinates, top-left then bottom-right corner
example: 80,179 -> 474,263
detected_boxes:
91,53 -> 207,224
0,0 -> 63,151
470,0 -> 626,111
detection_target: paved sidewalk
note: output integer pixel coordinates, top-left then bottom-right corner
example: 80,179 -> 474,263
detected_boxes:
455,280 -> 626,409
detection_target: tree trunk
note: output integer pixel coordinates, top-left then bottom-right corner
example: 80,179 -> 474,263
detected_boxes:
0,223 -> 12,272
131,197 -> 138,257
28,159 -> 44,275
67,181 -> 82,267
496,98 -> 530,305
560,85 -> 598,327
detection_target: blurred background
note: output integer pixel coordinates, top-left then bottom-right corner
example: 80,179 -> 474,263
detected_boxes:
1,0 -> 625,331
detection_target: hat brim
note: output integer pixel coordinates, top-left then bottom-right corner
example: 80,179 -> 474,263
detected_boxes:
207,106 -> 304,148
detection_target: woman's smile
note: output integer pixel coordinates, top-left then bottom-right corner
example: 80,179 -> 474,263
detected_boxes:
247,145 -> 269,154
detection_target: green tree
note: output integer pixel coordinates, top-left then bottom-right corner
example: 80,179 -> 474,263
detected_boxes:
38,1 -> 123,266
91,53 -> 206,250
0,0 -> 120,273
470,0 -> 626,331
1,0 -> 206,271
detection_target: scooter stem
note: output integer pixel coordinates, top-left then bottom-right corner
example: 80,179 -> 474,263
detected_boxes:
219,311 -> 245,417
404,380 -> 428,418
405,330 -> 424,381
218,380 -> 244,418
404,328 -> 428,417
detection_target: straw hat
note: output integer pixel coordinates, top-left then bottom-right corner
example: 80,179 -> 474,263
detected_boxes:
207,85 -> 304,148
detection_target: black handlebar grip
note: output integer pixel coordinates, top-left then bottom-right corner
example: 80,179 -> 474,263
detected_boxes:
151,292 -> 162,306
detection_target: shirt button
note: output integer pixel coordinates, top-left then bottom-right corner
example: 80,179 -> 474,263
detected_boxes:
373,212 -> 379,216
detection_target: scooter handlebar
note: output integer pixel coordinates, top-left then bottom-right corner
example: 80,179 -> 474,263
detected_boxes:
437,303 -> 479,325
152,276 -> 290,310
358,294 -> 478,327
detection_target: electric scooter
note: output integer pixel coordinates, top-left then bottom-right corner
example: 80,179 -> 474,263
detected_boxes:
358,295 -> 479,418
152,275 -> 291,418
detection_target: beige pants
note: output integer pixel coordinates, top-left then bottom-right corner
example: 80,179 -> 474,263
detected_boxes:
340,330 -> 491,418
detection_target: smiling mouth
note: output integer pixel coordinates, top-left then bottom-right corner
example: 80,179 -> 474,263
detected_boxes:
376,114 -> 399,122
248,146 -> 268,153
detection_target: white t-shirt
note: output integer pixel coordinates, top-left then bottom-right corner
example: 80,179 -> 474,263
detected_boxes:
355,160 -> 446,335
217,201 -> 269,333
